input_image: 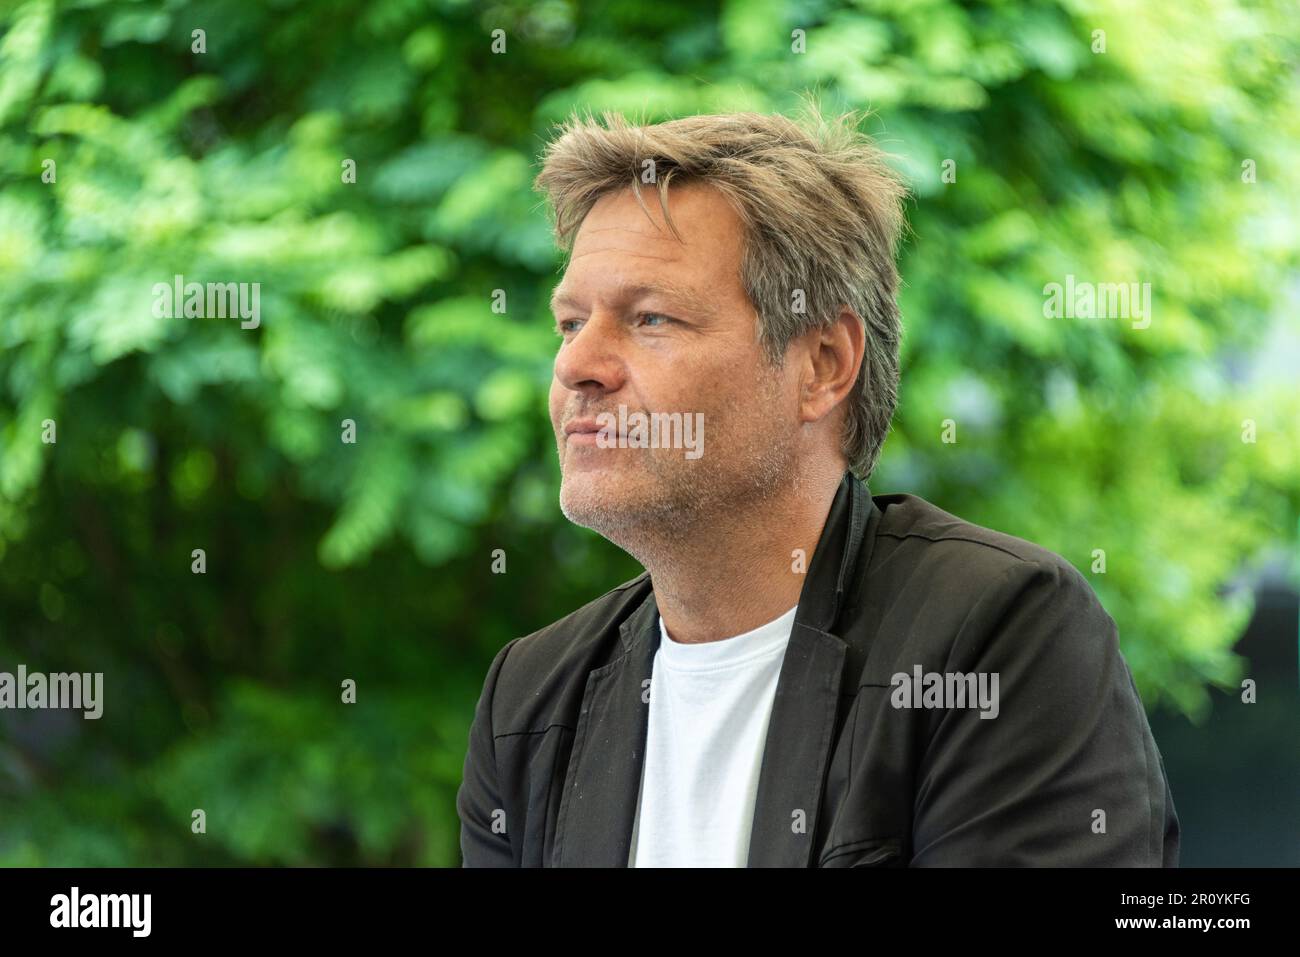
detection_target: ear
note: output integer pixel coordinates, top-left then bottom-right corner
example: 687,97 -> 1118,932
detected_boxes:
799,307 -> 865,426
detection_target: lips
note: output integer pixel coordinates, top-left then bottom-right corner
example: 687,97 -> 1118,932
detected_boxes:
562,417 -> 625,445
563,418 -> 603,436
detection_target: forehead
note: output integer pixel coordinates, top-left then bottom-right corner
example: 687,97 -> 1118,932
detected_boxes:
554,182 -> 746,304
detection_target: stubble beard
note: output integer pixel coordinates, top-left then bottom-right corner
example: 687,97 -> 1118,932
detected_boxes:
557,369 -> 799,566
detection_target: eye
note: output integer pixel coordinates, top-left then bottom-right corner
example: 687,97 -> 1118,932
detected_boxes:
555,318 -> 580,336
637,312 -> 673,328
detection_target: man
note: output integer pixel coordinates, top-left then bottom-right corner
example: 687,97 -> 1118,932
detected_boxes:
456,106 -> 1180,867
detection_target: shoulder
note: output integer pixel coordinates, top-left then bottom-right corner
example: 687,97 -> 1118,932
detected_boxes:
859,493 -> 1133,725
516,570 -> 651,651
870,491 -> 1094,590
484,571 -> 653,723
863,491 -> 1110,639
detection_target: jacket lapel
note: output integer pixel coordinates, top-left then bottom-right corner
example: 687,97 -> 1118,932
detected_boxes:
551,583 -> 659,867
747,470 -> 874,866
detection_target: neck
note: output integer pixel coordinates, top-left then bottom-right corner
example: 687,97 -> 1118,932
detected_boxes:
635,467 -> 844,645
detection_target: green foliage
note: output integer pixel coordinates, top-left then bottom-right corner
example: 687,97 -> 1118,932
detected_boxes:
0,0 -> 1297,865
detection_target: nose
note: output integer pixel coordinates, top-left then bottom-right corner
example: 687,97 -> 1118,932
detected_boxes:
553,310 -> 627,397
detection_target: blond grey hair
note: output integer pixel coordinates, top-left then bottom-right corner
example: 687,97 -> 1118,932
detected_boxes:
533,102 -> 910,480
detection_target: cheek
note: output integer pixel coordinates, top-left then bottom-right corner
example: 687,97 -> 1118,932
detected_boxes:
734,364 -> 792,428
714,355 -> 779,410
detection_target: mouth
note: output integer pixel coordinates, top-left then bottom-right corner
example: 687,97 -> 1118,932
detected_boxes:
559,418 -> 624,447
563,418 -> 615,444
565,430 -> 625,446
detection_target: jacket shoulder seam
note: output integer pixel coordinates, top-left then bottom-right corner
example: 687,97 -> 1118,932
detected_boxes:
874,530 -> 1039,564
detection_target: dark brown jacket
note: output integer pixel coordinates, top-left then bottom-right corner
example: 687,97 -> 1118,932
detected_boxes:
457,470 -> 1180,866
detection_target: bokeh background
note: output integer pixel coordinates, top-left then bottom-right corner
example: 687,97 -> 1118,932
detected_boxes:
1,0 -> 1297,866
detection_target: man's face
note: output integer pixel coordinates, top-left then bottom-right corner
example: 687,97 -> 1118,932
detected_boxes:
548,181 -> 802,546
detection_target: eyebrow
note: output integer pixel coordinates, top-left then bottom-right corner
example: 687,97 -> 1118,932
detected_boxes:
549,279 -> 716,321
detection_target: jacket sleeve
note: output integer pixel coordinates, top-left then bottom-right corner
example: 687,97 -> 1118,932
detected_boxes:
456,637 -> 520,867
909,559 -> 1180,866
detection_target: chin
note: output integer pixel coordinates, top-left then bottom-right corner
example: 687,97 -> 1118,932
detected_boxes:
559,475 -> 621,520
560,471 -> 657,531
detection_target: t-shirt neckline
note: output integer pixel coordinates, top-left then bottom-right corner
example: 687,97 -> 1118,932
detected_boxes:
655,603 -> 798,672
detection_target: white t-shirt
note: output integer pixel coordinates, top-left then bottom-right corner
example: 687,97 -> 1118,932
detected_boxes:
628,603 -> 798,867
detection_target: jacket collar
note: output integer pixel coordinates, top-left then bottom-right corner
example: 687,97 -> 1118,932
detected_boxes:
551,470 -> 878,867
